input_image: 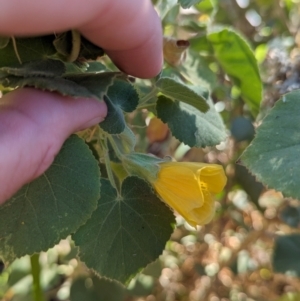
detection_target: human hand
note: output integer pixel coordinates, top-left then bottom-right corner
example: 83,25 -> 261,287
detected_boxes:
0,0 -> 163,204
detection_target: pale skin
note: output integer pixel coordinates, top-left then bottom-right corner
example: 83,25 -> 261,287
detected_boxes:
0,0 -> 163,204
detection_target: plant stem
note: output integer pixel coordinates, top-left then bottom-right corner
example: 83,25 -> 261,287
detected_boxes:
103,137 -> 120,196
30,254 -> 46,301
138,88 -> 158,106
67,30 -> 81,62
11,37 -> 22,64
107,135 -> 124,160
136,103 -> 156,110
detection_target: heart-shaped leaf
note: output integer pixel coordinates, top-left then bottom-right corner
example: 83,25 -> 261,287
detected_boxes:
0,135 -> 100,264
73,177 -> 175,283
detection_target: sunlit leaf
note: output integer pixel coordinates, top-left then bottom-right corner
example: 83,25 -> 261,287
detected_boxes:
195,0 -> 215,13
156,77 -> 209,113
208,28 -> 262,117
157,95 -> 226,147
241,90 -> 300,199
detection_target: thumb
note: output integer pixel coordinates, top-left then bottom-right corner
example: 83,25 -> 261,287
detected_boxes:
0,88 -> 107,203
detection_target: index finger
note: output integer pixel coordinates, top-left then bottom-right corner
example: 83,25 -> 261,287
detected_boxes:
0,0 -> 163,78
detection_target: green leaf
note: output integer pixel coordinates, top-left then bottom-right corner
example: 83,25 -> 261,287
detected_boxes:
108,80 -> 139,112
100,79 -> 140,134
156,77 -> 209,113
0,59 -> 66,78
73,177 -> 175,283
208,28 -> 262,117
0,135 -> 100,264
65,72 -> 121,99
111,125 -> 137,155
64,62 -> 89,74
156,0 -> 177,20
178,0 -> 203,8
273,234 -> 300,276
1,72 -> 119,100
122,153 -> 166,181
70,276 -> 126,301
195,0 -> 215,13
100,95 -> 126,134
189,35 -> 212,53
85,61 -> 107,73
0,36 -> 57,67
181,52 -> 217,90
0,75 -> 96,98
241,90 -> 300,200
234,164 -> 264,209
53,31 -> 73,58
156,95 -> 226,147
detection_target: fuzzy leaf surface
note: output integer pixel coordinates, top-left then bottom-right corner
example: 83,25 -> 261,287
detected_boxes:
241,90 -> 300,199
100,79 -> 139,134
1,75 -> 95,98
208,29 -> 262,117
1,72 -> 119,100
157,95 -> 226,147
0,59 -> 65,78
0,135 -> 100,264
156,77 -> 209,113
64,72 -> 121,99
73,177 -> 175,283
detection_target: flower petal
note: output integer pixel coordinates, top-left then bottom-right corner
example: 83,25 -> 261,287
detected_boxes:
153,165 -> 204,209
198,165 -> 227,194
188,184 -> 215,225
151,161 -> 227,227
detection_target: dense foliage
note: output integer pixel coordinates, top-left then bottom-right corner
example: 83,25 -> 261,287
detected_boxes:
1,0 -> 300,300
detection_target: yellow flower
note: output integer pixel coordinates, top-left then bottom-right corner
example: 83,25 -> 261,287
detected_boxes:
151,162 -> 227,227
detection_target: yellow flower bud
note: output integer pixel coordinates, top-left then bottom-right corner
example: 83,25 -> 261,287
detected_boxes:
151,162 -> 227,227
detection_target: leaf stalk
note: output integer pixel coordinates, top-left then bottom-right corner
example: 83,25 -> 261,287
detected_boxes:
30,254 -> 46,301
